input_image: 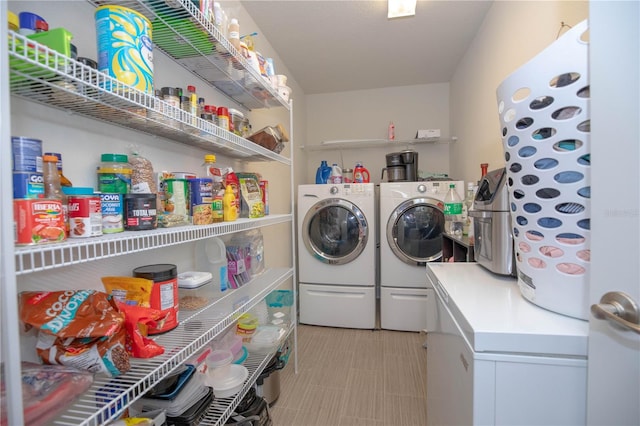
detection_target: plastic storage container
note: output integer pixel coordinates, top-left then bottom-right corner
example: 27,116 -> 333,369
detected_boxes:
265,289 -> 293,326
496,20 -> 590,320
98,153 -> 131,194
178,271 -> 213,311
132,264 -> 179,334
194,237 -> 229,295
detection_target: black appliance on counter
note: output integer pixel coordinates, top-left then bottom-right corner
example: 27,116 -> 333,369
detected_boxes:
381,150 -> 419,182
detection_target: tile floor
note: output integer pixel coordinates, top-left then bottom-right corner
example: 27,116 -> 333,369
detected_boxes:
269,324 -> 428,425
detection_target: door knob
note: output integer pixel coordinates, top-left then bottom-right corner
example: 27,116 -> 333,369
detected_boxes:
591,291 -> 640,334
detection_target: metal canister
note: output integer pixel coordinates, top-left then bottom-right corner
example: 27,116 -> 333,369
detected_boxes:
66,188 -> 102,238
95,5 -> 153,93
100,193 -> 124,233
189,178 -> 214,225
12,136 -> 44,199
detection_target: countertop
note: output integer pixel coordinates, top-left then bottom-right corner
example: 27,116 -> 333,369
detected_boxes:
426,263 -> 589,358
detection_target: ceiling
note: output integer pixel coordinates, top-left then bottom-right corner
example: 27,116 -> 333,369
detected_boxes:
241,0 -> 493,94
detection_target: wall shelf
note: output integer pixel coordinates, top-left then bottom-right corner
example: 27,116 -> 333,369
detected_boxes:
1,1 -> 297,425
300,137 -> 455,151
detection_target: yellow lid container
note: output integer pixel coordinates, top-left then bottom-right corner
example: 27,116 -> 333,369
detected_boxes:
8,11 -> 19,32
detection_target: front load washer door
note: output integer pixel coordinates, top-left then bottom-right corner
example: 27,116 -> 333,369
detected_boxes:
387,198 -> 444,265
302,198 -> 368,265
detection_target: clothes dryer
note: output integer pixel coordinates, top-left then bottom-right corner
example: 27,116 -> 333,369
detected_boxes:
379,181 -> 463,331
297,183 -> 376,329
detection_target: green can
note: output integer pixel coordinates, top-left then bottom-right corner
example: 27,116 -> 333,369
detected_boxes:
97,153 -> 132,194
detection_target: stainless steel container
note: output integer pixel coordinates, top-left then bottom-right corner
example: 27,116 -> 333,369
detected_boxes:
469,167 -> 516,276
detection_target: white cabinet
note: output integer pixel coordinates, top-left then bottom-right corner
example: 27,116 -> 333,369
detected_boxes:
1,2 -> 295,425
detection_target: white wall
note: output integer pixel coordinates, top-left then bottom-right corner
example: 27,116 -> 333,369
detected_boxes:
450,0 -> 588,185
303,83 -> 451,185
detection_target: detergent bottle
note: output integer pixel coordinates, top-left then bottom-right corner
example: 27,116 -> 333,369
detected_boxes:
315,160 -> 331,184
329,163 -> 342,184
354,162 -> 370,183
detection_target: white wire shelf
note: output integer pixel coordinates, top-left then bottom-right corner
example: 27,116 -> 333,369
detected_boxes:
49,268 -> 294,426
7,31 -> 290,164
14,215 -> 292,275
300,137 -> 456,151
86,0 -> 289,111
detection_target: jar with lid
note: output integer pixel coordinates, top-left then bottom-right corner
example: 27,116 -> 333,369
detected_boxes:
161,86 -> 181,129
98,153 -> 132,194
217,106 -> 230,131
180,95 -> 198,134
342,168 -> 353,183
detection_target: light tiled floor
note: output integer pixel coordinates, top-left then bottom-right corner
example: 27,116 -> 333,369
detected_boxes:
270,324 -> 428,426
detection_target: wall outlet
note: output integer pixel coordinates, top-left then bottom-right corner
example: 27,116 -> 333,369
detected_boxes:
416,129 -> 441,140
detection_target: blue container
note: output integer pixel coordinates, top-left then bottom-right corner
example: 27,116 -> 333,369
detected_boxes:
13,171 -> 44,199
12,136 -> 42,172
315,160 -> 331,184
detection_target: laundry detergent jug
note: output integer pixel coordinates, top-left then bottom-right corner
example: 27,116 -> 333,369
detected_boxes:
315,160 -> 331,184
354,162 -> 370,183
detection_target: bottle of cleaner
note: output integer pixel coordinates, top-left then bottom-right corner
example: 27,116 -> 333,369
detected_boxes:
388,121 -> 395,140
223,184 -> 238,221
316,160 -> 330,184
194,236 -> 229,295
329,163 -> 342,184
444,183 -> 463,237
353,162 -> 370,183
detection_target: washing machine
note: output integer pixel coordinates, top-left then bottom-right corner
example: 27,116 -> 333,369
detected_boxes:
379,180 -> 464,331
298,183 -> 376,329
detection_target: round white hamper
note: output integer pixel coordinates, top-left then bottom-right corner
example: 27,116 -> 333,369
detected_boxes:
496,20 -> 591,320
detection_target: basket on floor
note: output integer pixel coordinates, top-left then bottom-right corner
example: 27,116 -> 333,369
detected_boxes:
496,20 -> 590,320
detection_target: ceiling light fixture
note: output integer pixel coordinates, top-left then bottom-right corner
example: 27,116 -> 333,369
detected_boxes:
388,0 -> 416,19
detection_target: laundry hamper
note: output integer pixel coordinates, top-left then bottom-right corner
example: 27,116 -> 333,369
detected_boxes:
496,20 -> 590,320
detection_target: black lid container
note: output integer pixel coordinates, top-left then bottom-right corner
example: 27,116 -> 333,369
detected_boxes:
133,263 -> 179,334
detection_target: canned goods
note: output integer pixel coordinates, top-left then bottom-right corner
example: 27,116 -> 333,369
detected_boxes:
125,193 -> 157,230
14,199 -> 65,245
189,178 -> 213,225
100,193 -> 124,234
95,5 -> 153,94
67,188 -> 102,238
12,136 -> 42,172
132,264 -> 179,334
13,171 -> 44,199
164,179 -> 189,217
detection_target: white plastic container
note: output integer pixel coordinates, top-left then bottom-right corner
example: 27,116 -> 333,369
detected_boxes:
194,236 -> 229,295
496,20 -> 590,320
178,271 -> 213,311
329,163 -> 342,183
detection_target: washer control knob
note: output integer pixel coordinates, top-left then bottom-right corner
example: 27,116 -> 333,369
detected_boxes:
417,184 -> 427,193
330,186 -> 339,195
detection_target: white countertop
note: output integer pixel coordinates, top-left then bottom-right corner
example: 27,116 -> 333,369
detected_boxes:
426,263 -> 589,357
